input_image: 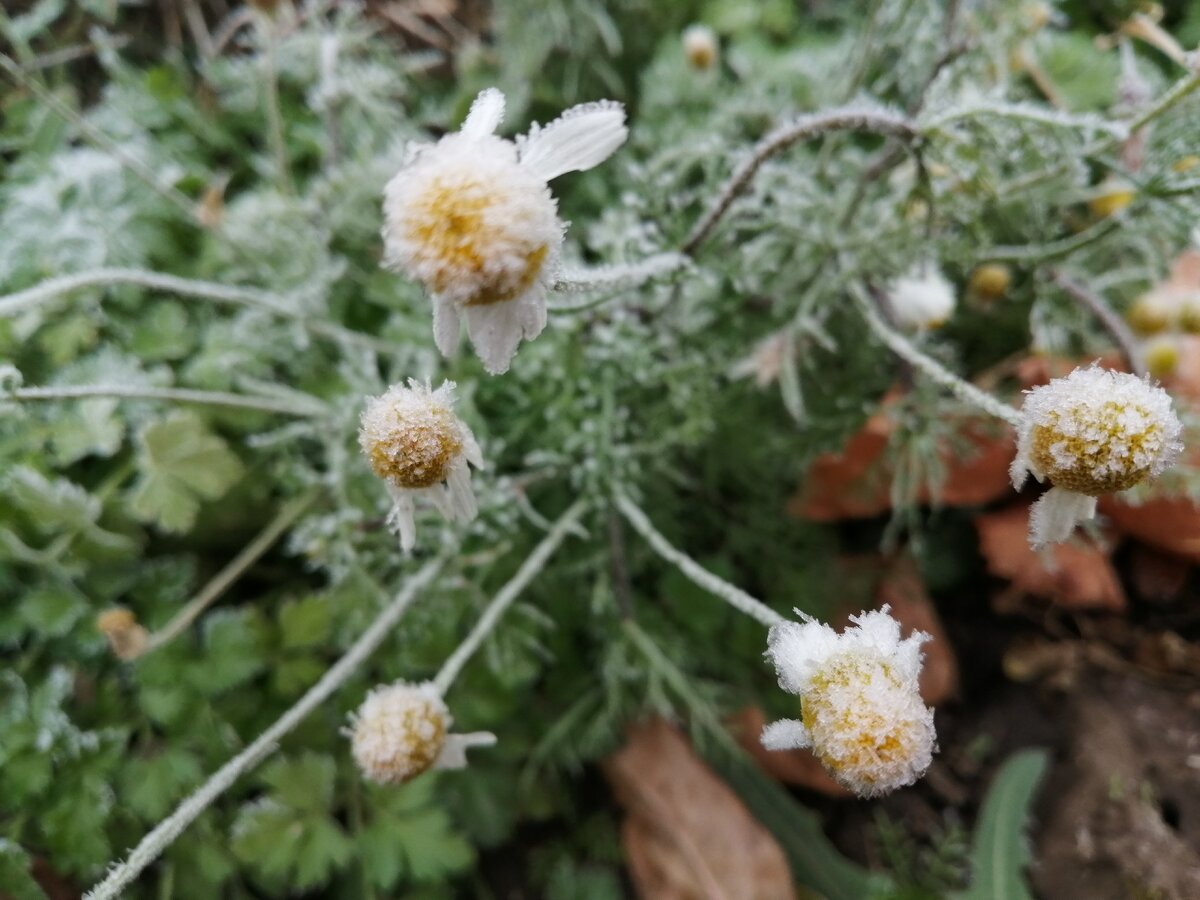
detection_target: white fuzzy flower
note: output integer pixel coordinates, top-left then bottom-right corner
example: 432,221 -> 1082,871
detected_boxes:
349,681 -> 496,784
889,266 -> 956,330
1010,366 -> 1183,548
762,606 -> 936,798
359,379 -> 483,551
382,88 -> 628,374
682,24 -> 719,70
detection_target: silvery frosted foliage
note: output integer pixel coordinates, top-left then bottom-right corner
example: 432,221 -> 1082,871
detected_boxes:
348,681 -> 495,784
1011,366 -> 1183,547
382,88 -> 628,374
888,265 -> 956,331
358,379 -> 483,551
763,607 -> 936,798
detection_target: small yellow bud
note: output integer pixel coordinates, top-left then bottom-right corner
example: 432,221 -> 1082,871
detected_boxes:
1172,155 -> 1200,174
1179,295 -> 1200,334
1088,178 -> 1136,219
1144,337 -> 1181,379
96,608 -> 149,660
968,263 -> 1012,301
682,25 -> 719,71
1127,292 -> 1173,335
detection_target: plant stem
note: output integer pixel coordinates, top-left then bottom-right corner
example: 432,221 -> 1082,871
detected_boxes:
1047,269 -> 1147,377
83,557 -> 445,900
10,384 -> 327,418
140,488 -> 322,657
614,492 -> 786,629
851,285 -> 1023,428
0,267 -> 393,354
433,500 -> 587,694
682,106 -> 918,255
550,253 -> 687,298
257,12 -> 292,192
977,218 -> 1120,265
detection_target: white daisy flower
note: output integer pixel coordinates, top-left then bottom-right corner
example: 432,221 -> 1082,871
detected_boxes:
358,379 -> 483,551
382,88 -> 628,374
889,266 -> 956,331
349,681 -> 496,784
1010,366 -> 1183,548
762,606 -> 936,798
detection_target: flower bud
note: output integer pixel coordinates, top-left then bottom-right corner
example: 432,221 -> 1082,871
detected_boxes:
682,25 -> 719,71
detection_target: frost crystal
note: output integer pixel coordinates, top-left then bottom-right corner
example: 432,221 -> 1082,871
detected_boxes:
1010,366 -> 1183,547
888,266 -> 956,331
358,379 -> 484,550
761,606 -> 936,798
349,681 -> 496,784
382,88 -> 628,374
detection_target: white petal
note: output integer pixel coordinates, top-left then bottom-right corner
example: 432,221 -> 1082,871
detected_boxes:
1028,487 -> 1097,548
463,297 -> 536,375
761,718 -> 811,751
518,100 -> 628,182
443,459 -> 479,523
385,493 -> 417,551
433,299 -> 461,358
461,88 -> 506,138
434,731 -> 498,770
460,424 -> 485,470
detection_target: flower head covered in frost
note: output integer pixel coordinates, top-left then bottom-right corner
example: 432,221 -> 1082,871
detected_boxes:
888,265 -> 956,331
762,606 -> 936,798
382,88 -> 628,374
359,379 -> 483,551
349,681 -> 496,784
1010,365 -> 1183,548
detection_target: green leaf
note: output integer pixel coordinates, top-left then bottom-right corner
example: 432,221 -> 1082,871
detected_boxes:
18,581 -> 87,637
956,749 -> 1050,900
47,398 -> 124,465
129,412 -> 243,533
0,839 -> 50,900
260,753 -> 337,812
278,595 -> 332,651
120,748 -> 203,820
129,302 -> 192,361
197,608 -> 268,694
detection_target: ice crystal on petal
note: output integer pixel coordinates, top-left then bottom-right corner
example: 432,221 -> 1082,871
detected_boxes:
762,607 -> 936,798
1010,366 -> 1183,547
358,379 -> 483,550
349,681 -> 495,784
381,88 -> 627,374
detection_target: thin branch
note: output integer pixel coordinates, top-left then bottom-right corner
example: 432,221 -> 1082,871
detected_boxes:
0,267 -> 394,354
84,557 -> 445,900
852,285 -> 1023,428
550,253 -> 687,298
1047,269 -> 1147,377
977,218 -> 1120,265
10,384 -> 327,418
614,492 -> 785,629
432,500 -> 587,694
681,106 -> 919,255
141,488 -> 322,656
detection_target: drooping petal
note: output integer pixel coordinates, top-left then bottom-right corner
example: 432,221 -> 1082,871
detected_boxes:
434,732 -> 498,770
432,298 -> 461,358
461,88 -> 506,138
761,718 -> 811,751
386,490 -> 418,551
518,100 -> 628,182
463,293 -> 546,375
1028,487 -> 1097,548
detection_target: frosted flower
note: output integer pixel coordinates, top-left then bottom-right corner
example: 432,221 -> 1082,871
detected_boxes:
1010,366 -> 1183,548
349,681 -> 496,784
359,379 -> 483,551
382,88 -> 628,374
888,266 -> 956,331
762,606 -> 936,798
96,608 -> 149,660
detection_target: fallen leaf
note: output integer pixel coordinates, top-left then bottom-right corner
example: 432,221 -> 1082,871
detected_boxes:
729,707 -> 852,798
974,503 -> 1126,611
873,557 -> 959,705
1100,495 -> 1200,563
605,718 -> 796,900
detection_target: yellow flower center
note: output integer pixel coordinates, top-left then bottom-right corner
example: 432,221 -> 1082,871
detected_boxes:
406,175 -> 549,306
801,653 -> 914,789
365,404 -> 463,489
1029,402 -> 1161,495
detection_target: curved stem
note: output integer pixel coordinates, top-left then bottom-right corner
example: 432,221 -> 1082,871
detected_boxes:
84,557 -> 445,900
0,268 -> 393,354
682,106 -> 918,255
1047,269 -> 1147,377
977,218 -> 1120,265
433,500 -> 587,694
10,384 -> 327,418
852,285 -> 1023,428
550,253 -> 688,298
614,492 -> 785,629
140,488 -> 322,657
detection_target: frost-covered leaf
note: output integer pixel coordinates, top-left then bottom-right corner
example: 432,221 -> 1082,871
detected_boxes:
129,412 -> 244,532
